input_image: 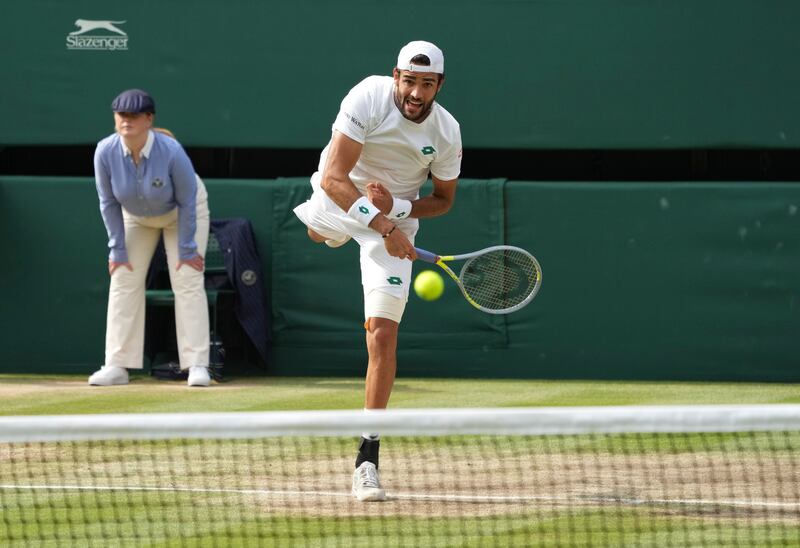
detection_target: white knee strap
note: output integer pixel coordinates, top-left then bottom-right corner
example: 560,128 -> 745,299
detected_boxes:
364,289 -> 406,324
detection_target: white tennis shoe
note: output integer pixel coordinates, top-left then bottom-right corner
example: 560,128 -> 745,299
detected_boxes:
325,235 -> 351,248
351,462 -> 386,502
88,366 -> 129,386
187,366 -> 211,387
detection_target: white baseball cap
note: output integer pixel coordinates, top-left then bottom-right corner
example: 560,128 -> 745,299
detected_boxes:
396,40 -> 444,74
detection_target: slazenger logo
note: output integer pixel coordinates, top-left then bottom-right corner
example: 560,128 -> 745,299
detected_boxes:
66,19 -> 129,51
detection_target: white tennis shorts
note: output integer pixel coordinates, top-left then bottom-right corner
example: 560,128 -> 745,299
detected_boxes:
293,187 -> 419,314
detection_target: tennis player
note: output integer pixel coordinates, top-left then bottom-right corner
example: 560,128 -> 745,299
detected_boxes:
293,41 -> 462,501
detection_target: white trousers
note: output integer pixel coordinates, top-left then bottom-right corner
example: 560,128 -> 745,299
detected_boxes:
104,181 -> 210,370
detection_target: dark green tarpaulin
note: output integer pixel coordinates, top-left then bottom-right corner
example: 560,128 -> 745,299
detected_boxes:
2,1 -> 799,148
2,176 -> 798,380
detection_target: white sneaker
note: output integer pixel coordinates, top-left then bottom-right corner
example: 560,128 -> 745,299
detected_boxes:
351,462 -> 386,502
88,366 -> 129,386
325,235 -> 351,248
187,366 -> 211,387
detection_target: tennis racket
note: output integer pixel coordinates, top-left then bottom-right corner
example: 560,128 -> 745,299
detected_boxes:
415,245 -> 542,314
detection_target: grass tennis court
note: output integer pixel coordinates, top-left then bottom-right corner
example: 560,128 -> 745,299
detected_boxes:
3,428 -> 799,546
2,377 -> 798,546
1,374 -> 799,415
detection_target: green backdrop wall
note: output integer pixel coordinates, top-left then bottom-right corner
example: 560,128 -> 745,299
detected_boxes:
1,176 -> 798,381
2,1 -> 799,148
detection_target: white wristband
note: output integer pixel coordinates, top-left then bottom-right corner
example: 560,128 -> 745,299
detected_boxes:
347,196 -> 380,227
388,198 -> 413,220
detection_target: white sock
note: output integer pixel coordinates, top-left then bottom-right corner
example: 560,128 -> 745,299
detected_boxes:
362,408 -> 380,441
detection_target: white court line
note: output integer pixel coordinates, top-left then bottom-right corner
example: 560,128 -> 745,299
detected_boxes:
2,484 -> 799,511
0,484 -> 350,499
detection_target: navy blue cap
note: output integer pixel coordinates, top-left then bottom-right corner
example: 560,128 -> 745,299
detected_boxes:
111,89 -> 156,114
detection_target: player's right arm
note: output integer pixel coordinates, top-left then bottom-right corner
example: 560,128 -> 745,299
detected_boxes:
319,130 -> 365,212
321,130 -> 416,260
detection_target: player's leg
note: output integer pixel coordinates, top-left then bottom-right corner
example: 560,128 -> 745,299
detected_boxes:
351,312 -> 400,501
294,189 -> 353,248
295,189 -> 390,498
358,237 -> 414,387
351,237 -> 412,501
364,314 -> 401,409
90,211 -> 161,385
163,196 -> 211,387
305,228 -> 327,243
352,297 -> 405,502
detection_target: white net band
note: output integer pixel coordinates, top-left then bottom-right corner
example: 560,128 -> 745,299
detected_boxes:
2,404 -> 800,442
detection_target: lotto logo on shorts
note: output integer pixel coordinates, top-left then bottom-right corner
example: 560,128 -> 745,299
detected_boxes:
387,277 -> 403,285
421,146 -> 436,155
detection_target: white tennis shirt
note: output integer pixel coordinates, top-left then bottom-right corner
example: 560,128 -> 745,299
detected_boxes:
312,75 -> 462,201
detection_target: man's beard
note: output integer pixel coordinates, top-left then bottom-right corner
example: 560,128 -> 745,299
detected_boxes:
394,89 -> 437,122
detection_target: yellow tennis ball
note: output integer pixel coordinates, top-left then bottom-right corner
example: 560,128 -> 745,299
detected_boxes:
414,270 -> 444,301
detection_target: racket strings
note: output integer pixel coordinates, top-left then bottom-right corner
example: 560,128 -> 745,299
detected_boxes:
460,249 -> 540,311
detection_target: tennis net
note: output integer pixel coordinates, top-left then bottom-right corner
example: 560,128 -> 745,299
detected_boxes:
1,405 -> 799,546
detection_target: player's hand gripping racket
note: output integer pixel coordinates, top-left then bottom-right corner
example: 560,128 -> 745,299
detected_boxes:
415,245 -> 542,314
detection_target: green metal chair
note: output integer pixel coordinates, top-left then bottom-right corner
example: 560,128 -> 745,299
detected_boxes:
145,231 -> 234,363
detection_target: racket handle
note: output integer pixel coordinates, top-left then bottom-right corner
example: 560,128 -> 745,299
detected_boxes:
415,247 -> 439,263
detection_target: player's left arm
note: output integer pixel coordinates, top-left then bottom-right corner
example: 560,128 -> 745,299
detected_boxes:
411,124 -> 463,219
367,176 -> 457,219
409,175 -> 458,218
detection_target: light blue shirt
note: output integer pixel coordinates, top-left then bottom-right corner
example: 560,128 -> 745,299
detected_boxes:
94,130 -> 198,263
